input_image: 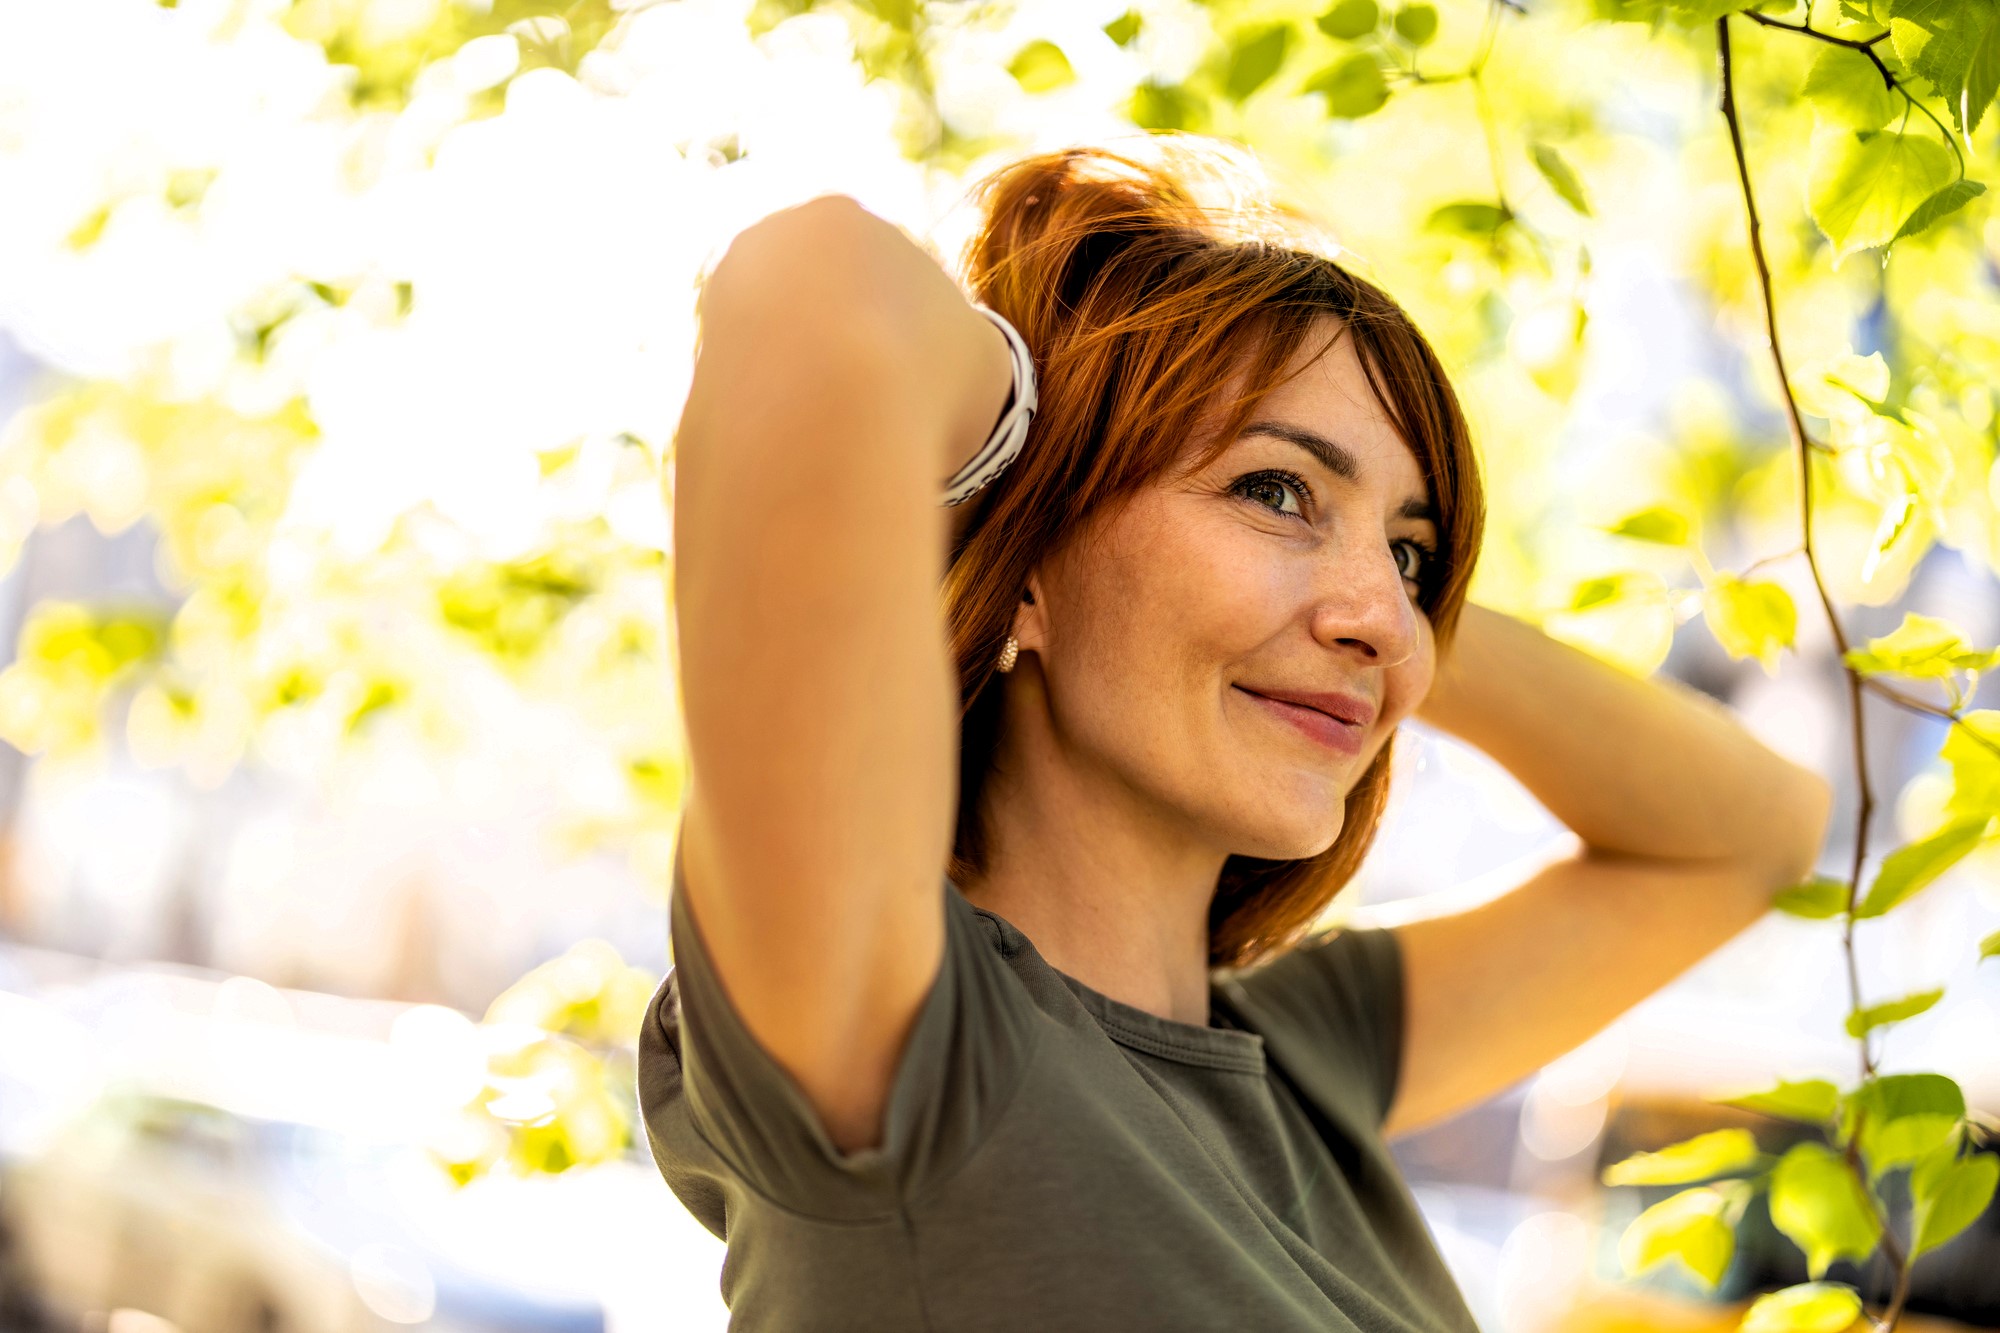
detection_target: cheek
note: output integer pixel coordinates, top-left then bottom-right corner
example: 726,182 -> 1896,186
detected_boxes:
1042,511 -> 1289,745
1124,495 -> 1303,637
1070,519 -> 1293,695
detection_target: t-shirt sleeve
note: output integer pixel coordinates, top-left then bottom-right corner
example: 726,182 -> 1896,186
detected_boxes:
651,848 -> 1040,1222
1225,924 -> 1407,1130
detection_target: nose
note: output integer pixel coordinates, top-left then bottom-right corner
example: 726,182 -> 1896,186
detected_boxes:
1306,533 -> 1422,669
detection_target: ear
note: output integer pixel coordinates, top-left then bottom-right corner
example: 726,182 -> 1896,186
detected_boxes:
1009,571 -> 1050,661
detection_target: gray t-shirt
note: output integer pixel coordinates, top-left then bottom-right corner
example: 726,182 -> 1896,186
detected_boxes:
636,859 -> 1480,1333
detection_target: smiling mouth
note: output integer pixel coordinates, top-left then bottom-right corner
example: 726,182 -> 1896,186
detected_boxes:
1234,686 -> 1367,756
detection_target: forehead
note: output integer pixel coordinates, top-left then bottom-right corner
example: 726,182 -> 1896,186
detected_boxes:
1243,323 -> 1428,498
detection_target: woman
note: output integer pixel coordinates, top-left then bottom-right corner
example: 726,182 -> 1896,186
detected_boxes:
637,137 -> 1833,1331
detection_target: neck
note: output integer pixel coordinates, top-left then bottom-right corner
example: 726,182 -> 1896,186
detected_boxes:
957,677 -> 1227,1029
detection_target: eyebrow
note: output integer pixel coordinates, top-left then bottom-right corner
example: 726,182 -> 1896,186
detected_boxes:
1239,419 -> 1436,523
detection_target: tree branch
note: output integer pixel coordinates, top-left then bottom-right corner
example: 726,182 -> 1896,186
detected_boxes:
1716,14 -> 1910,1324
1741,10 -> 1966,173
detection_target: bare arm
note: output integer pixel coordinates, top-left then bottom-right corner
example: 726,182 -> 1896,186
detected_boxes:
672,194 -> 1012,1154
1376,602 -> 1834,1138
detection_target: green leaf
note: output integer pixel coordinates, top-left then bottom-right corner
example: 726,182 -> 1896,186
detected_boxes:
1740,1282 -> 1864,1333
1798,348 -> 1892,414
1773,877 -> 1850,920
1941,710 -> 2000,817
1303,53 -> 1390,117
1804,46 -> 1898,129
1392,3 -> 1439,45
1844,987 -> 1944,1038
1872,1115 -> 1964,1172
1894,179 -> 1986,241
1425,200 -> 1512,238
1714,1079 -> 1841,1124
1603,1129 -> 1764,1185
1769,1141 -> 1883,1278
1007,39 -> 1075,94
1532,143 -> 1593,215
1912,1146 -> 1999,1257
1317,0 -> 1380,39
1843,611 -> 2000,679
1571,574 -> 1623,610
1807,128 -> 1956,259
1965,3 -> 2000,135
1873,418 -> 1958,535
1886,2 -> 1958,39
1852,1071 -> 1965,1124
1224,23 -> 1293,102
854,0 -> 916,30
16,604 -> 167,683
1619,1186 -> 1738,1289
1854,815 -> 1992,918
1604,505 -> 1688,544
1844,1073 -> 1966,1176
1888,0 -> 1990,132
1703,575 -> 1797,675
1128,80 -> 1204,131
1102,9 -> 1142,46
1868,486 -> 1919,570
1981,928 -> 2000,961
1886,13 -> 1927,72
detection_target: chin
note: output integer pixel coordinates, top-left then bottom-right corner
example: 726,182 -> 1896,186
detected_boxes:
1227,805 -> 1346,863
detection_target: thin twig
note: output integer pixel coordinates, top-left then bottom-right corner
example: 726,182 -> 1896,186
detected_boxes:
1472,70 -> 1509,209
1383,0 -> 1514,213
1863,677 -> 2000,760
1741,11 -> 1966,173
1740,544 -> 1806,577
1391,0 -> 1506,86
1743,10 -> 1890,54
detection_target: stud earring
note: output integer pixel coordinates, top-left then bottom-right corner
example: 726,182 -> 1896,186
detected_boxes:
996,636 -> 1020,673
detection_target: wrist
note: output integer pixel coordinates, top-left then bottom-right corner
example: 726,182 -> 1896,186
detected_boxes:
941,302 -> 1024,494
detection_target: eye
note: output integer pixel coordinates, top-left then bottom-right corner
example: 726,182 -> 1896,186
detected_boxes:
1232,468 -> 1312,519
1393,535 -> 1439,592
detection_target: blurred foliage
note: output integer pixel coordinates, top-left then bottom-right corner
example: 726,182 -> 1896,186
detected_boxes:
2,0 -> 1999,1316
423,938 -> 657,1182
285,0 -> 626,107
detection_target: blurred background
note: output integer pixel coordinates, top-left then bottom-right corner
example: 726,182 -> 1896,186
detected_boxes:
0,0 -> 1996,1329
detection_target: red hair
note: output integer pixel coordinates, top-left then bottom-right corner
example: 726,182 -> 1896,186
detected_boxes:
943,135 -> 1485,970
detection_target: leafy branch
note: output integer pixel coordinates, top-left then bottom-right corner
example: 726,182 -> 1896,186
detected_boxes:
1594,11 -> 2000,1332
1377,0 -> 1519,208
1740,12 -> 1967,181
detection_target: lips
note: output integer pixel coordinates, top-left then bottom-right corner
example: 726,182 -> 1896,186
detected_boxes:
1236,686 -> 1377,729
1235,686 -> 1373,756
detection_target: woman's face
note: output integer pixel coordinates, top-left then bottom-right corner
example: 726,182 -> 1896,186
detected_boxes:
1012,322 -> 1439,861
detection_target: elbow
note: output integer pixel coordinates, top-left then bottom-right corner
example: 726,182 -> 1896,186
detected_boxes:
703,194 -> 897,329
708,194 -> 860,279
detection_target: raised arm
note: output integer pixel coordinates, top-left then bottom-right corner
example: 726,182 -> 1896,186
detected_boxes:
1375,602 -> 1835,1139
671,195 -> 1013,1154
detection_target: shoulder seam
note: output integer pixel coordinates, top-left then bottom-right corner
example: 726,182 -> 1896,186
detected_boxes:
677,1107 -> 909,1228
